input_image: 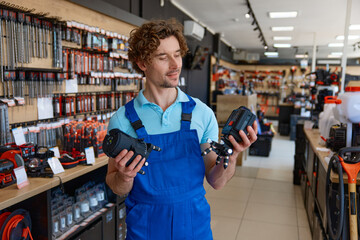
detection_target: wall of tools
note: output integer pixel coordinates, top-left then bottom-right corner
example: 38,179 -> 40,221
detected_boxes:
0,0 -> 142,145
0,1 -> 141,239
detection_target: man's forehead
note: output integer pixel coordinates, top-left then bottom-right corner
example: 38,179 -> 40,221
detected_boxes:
155,37 -> 180,52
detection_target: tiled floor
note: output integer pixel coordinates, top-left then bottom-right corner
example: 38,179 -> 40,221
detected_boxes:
205,132 -> 312,240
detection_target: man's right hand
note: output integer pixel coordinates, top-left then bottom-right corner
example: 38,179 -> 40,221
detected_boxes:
112,149 -> 146,182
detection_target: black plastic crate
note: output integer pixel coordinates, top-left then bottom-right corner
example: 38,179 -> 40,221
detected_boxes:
296,120 -> 306,139
294,154 -> 305,169
249,134 -> 273,157
293,168 -> 302,185
295,139 -> 306,154
278,123 -> 290,136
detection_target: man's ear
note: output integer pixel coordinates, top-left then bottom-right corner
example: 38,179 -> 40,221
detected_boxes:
136,61 -> 147,72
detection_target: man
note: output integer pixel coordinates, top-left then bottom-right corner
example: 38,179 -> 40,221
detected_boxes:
106,18 -> 257,240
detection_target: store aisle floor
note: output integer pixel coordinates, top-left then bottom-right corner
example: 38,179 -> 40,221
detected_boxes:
205,132 -> 312,240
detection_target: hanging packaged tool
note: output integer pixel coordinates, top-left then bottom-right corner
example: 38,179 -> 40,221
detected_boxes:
0,103 -> 11,145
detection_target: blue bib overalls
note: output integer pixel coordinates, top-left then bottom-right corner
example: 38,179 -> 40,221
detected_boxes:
124,96 -> 213,240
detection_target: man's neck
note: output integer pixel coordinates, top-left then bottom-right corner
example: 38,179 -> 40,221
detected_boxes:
143,85 -> 178,111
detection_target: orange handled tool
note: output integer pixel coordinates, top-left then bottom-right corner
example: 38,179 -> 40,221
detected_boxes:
338,147 -> 360,240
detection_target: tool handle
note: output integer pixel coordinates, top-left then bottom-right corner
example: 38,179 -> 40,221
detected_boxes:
338,147 -> 360,158
348,183 -> 358,240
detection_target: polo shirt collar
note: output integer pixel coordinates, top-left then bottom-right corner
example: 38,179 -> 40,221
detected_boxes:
136,87 -> 189,107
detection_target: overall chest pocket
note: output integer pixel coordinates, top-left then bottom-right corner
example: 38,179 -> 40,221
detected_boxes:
146,136 -> 204,192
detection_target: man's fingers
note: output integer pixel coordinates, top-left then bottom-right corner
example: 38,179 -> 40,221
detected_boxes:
127,155 -> 144,170
247,126 -> 258,143
116,150 -> 134,168
252,121 -> 258,135
134,158 -> 146,173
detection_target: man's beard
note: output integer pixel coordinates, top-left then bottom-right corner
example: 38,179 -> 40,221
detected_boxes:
160,80 -> 177,88
160,70 -> 180,88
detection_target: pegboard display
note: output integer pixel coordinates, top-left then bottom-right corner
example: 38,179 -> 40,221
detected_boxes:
0,0 -> 142,131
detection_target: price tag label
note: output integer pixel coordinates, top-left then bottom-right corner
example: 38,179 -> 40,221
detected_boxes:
12,127 -> 26,146
85,147 -> 95,165
49,147 -> 61,158
48,157 -> 65,175
65,79 -> 78,93
14,166 -> 29,189
304,120 -> 314,130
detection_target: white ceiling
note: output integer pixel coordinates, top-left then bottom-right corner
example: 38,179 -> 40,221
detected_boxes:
171,0 -> 360,60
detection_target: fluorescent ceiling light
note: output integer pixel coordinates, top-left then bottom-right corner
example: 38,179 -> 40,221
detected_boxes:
336,35 -> 360,40
269,11 -> 297,18
264,52 -> 278,56
274,43 -> 292,48
349,24 -> 360,30
295,54 -> 308,58
328,43 -> 344,47
273,36 -> 292,41
328,54 -> 341,58
317,59 -> 341,64
331,52 -> 343,56
271,26 -> 294,32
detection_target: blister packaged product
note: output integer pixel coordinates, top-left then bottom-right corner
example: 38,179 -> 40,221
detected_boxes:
73,202 -> 83,223
95,183 -> 107,207
66,206 -> 74,227
88,189 -> 99,212
77,193 -> 91,218
52,214 -> 62,238
59,210 -> 68,233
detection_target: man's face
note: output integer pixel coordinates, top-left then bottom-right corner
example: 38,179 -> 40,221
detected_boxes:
138,36 -> 182,88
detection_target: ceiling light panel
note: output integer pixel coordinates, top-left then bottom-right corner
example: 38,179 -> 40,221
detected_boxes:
273,36 -> 292,41
328,54 -> 341,58
274,43 -> 292,48
328,43 -> 344,47
269,11 -> 298,18
264,52 -> 279,56
271,26 -> 294,32
336,35 -> 360,40
295,54 -> 308,58
349,24 -> 360,30
330,52 -> 343,56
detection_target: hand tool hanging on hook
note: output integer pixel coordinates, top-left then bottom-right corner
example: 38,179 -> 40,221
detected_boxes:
0,10 -> 4,97
17,12 -> 25,64
24,15 -> 30,63
9,11 -> 16,68
3,10 -> 11,70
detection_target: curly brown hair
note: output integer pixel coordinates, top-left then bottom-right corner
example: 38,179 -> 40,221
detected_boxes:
128,18 -> 189,73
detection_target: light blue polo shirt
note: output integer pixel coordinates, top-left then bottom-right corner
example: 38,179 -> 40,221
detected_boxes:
107,87 -> 219,144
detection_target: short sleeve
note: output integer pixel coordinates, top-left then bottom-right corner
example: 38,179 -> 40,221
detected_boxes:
200,110 -> 219,144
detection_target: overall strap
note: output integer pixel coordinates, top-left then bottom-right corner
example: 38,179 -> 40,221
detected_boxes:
125,100 -> 148,138
181,95 -> 196,130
